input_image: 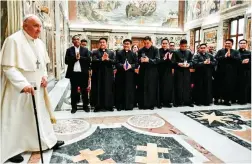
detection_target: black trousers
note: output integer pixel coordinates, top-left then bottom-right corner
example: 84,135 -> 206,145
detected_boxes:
70,72 -> 89,109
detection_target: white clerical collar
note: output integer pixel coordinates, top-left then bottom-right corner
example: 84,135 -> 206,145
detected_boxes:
23,30 -> 36,41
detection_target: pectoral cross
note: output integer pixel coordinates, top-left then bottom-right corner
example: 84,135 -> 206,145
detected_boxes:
36,60 -> 40,69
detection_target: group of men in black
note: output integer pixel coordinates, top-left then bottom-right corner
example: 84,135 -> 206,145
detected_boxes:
65,35 -> 251,113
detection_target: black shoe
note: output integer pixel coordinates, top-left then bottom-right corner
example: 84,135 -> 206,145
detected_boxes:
107,108 -> 114,111
195,103 -> 201,106
94,107 -> 101,112
8,154 -> 24,163
157,106 -> 162,109
52,141 -> 64,150
237,101 -> 246,105
117,108 -> 122,111
214,101 -> 220,105
185,103 -> 194,107
150,107 -> 154,110
173,104 -> 178,107
223,101 -> 231,106
166,104 -> 172,108
203,104 -> 210,106
83,105 -> 90,112
71,108 -> 77,114
231,100 -> 237,104
94,108 -> 99,112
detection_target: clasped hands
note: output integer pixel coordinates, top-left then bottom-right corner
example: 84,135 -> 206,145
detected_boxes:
140,56 -> 149,63
76,52 -> 80,60
178,62 -> 190,67
242,58 -> 249,64
163,52 -> 173,60
22,76 -> 47,95
225,49 -> 231,58
102,52 -> 110,61
123,62 -> 132,71
204,59 -> 211,64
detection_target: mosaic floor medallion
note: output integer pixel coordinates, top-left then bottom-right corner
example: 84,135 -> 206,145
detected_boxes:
53,119 -> 90,135
182,108 -> 251,150
127,115 -> 165,129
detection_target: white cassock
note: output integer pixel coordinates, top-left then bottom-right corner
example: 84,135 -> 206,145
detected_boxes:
0,30 -> 57,163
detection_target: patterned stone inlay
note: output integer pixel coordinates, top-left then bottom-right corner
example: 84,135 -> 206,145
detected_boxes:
127,115 -> 165,129
53,119 -> 90,134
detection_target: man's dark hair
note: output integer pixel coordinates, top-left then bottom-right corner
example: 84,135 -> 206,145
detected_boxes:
239,39 -> 247,44
180,39 -> 187,45
81,39 -> 87,43
123,39 -> 132,44
161,38 -> 169,43
226,39 -> 234,44
72,35 -> 80,40
200,43 -> 207,47
99,37 -> 107,42
169,41 -> 175,45
143,36 -> 152,41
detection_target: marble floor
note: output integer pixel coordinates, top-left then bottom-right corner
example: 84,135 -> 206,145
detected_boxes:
8,88 -> 252,164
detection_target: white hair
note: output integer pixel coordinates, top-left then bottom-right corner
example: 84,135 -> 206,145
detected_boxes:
23,14 -> 41,23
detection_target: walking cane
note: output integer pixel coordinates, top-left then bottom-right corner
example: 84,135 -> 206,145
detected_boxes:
31,86 -> 44,163
22,86 -> 44,163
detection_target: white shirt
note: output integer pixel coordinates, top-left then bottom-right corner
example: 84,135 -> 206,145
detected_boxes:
73,46 -> 81,72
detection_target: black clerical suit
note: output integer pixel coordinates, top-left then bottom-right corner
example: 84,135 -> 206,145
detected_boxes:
138,46 -> 160,109
172,49 -> 194,107
90,49 -> 115,112
157,48 -> 174,108
237,49 -> 251,104
193,53 -> 216,105
115,50 -> 138,111
65,46 -> 91,112
215,48 -> 240,105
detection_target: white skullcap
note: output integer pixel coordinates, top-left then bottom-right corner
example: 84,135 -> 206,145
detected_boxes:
23,14 -> 41,22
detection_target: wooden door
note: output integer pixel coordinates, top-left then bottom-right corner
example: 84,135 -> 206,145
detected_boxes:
91,40 -> 100,51
132,37 -> 144,49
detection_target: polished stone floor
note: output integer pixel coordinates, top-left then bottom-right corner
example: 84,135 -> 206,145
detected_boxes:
6,86 -> 252,164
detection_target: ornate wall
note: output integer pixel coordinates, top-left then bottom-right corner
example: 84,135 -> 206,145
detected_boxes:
155,35 -> 186,48
69,0 -> 185,50
185,0 -> 251,50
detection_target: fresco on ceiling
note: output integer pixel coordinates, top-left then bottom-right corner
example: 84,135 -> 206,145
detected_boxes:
77,0 -> 179,27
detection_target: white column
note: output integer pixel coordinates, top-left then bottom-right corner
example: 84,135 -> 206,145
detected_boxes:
55,1 -> 61,80
216,20 -> 224,50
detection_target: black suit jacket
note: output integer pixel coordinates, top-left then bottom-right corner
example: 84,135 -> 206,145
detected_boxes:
65,46 -> 91,78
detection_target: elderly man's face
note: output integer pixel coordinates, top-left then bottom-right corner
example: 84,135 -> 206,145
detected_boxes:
23,17 -> 42,39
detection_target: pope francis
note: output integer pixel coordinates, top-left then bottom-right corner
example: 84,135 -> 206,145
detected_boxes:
0,15 -> 64,163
